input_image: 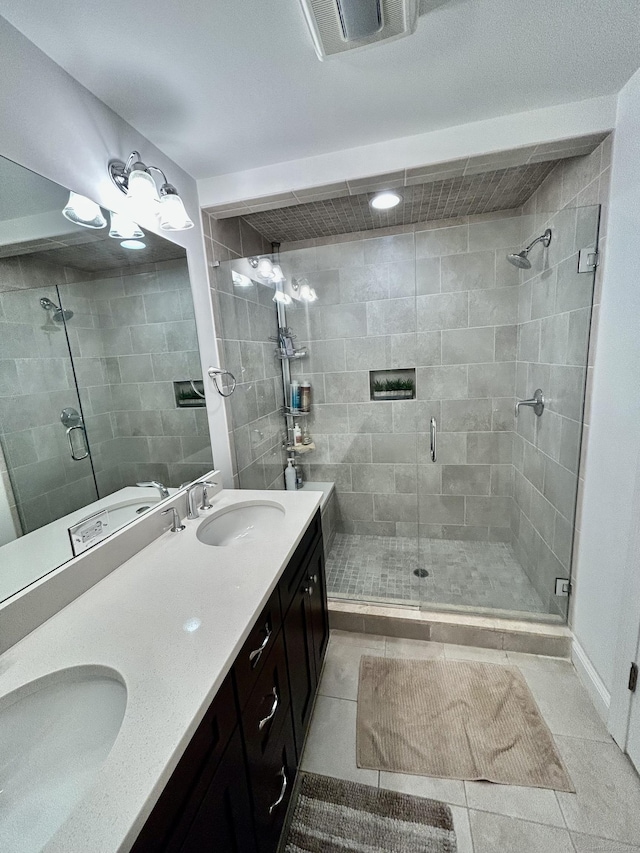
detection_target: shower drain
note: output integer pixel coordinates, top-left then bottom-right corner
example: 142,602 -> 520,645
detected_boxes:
413,568 -> 429,578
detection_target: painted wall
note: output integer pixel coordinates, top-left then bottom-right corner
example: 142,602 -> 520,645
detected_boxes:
572,68 -> 640,695
0,17 -> 232,486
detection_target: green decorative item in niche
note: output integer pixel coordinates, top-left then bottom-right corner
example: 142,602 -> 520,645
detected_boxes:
372,378 -> 415,400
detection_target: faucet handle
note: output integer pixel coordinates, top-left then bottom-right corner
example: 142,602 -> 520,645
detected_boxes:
137,481 -> 169,499
200,481 -> 218,511
162,507 -> 185,532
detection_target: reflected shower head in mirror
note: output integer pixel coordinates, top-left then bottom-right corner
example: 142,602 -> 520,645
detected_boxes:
506,228 -> 552,269
40,297 -> 73,322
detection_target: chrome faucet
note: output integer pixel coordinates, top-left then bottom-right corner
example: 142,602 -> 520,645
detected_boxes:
185,483 -> 203,520
136,481 -> 169,499
200,481 -> 217,511
161,507 -> 185,532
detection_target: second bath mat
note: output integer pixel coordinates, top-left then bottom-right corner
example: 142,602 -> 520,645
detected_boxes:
356,656 -> 574,792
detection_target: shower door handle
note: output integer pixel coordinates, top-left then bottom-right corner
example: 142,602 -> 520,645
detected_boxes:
66,424 -> 89,461
430,417 -> 437,463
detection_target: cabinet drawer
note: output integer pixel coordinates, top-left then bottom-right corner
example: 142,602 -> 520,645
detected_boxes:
131,673 -> 237,852
278,510 -> 322,616
240,629 -> 292,772
248,703 -> 297,853
234,586 -> 282,711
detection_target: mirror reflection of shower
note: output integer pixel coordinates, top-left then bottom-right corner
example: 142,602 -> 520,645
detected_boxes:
40,296 -> 73,322
506,228 -> 552,269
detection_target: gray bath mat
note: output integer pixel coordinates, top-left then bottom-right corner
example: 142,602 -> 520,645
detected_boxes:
357,656 -> 574,792
284,772 -> 456,852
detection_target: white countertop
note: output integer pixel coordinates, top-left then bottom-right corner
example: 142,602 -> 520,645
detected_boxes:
0,488 -> 322,853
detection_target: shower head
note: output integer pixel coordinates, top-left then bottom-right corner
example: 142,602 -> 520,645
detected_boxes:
506,228 -> 552,270
40,297 -> 73,322
506,250 -> 532,269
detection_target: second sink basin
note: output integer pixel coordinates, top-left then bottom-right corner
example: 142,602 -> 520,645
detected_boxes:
197,501 -> 285,546
0,666 -> 127,853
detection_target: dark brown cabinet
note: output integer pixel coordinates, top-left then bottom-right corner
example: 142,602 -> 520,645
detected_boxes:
132,510 -> 326,853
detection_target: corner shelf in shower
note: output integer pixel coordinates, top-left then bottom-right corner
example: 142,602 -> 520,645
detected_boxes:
275,348 -> 308,360
285,442 -> 316,455
281,407 -> 311,417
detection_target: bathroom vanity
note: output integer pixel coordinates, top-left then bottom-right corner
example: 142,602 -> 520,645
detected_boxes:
0,487 -> 326,853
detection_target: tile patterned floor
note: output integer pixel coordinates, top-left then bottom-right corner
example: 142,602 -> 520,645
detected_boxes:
300,632 -> 640,853
326,533 -> 547,614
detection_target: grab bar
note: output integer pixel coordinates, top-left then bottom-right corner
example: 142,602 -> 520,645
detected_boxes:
430,417 -> 437,462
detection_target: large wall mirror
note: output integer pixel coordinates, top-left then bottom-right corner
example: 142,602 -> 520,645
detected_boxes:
0,155 -> 212,603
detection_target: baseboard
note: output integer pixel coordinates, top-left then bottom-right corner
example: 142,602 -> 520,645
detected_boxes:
572,638 -> 611,723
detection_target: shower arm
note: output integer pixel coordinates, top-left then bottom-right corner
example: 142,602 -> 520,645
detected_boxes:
524,229 -> 553,254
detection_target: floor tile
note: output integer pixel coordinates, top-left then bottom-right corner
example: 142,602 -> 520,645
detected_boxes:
555,736 -> 640,845
319,642 -> 378,701
443,643 -> 508,663
300,695 -> 378,786
518,667 -> 611,742
450,806 -> 474,853
326,532 -> 547,614
380,769 -> 466,807
329,629 -> 386,650
571,832 -> 640,852
384,637 -> 445,659
506,651 -> 573,673
469,809 -> 575,853
465,780 -> 565,826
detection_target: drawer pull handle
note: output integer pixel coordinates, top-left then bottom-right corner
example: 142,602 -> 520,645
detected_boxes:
249,623 -> 272,668
268,766 -> 288,815
258,686 -> 279,731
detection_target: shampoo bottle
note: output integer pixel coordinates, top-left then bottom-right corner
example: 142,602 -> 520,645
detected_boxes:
285,459 -> 296,491
290,380 -> 300,412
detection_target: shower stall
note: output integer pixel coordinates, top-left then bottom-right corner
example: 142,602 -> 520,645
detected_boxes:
214,203 -> 600,623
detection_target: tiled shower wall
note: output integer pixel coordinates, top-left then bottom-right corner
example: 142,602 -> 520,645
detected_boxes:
0,256 -> 97,533
202,214 -> 286,490
278,211 -> 524,540
512,135 -> 611,614
62,258 -> 212,495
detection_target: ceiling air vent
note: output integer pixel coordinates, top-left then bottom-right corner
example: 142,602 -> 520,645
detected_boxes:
299,0 -> 419,59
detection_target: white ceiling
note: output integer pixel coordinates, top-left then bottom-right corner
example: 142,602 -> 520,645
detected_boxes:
0,0 -> 638,181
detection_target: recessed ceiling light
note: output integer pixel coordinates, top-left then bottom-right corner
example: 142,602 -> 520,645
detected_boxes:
120,239 -> 146,250
370,190 -> 402,210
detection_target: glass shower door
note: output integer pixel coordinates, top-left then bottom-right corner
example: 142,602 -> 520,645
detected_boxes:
0,285 -> 98,539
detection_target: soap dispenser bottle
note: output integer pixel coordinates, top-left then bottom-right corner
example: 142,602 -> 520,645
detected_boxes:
285,459 -> 296,491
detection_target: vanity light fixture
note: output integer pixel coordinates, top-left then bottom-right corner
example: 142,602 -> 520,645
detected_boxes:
109,151 -> 194,230
62,191 -> 107,229
370,190 -> 402,210
292,277 -> 318,302
273,285 -> 292,305
109,211 -> 144,240
231,270 -> 253,288
120,239 -> 146,250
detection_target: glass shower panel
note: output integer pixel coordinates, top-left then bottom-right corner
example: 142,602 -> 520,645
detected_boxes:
280,235 -> 420,605
0,285 -> 98,537
415,205 -> 600,621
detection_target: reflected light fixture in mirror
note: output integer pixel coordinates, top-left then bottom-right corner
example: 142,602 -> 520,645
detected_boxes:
62,191 -> 107,229
108,151 -> 194,230
232,270 -> 253,287
370,190 -> 402,210
120,239 -> 146,250
109,211 -> 144,240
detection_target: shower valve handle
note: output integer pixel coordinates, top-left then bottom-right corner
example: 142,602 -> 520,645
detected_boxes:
515,389 -> 545,417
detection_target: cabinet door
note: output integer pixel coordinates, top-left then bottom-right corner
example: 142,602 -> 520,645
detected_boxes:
283,576 -> 317,758
306,542 -> 329,679
179,727 -> 257,853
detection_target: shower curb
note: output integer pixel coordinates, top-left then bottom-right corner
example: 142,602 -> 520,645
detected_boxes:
328,599 -> 571,658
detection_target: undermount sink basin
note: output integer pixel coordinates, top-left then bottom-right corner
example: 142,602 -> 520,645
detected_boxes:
197,501 -> 286,547
0,666 -> 127,853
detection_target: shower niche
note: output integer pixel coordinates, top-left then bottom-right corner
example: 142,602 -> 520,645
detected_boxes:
369,368 -> 416,401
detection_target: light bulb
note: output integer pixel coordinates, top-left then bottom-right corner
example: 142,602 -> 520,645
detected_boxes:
62,192 -> 107,229
370,190 -> 402,210
232,271 -> 253,287
273,289 -> 292,305
120,239 -> 146,250
257,257 -> 274,279
109,211 -> 144,239
271,264 -> 284,282
159,191 -> 194,231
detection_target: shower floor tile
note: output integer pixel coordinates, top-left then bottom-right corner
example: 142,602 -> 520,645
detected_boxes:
326,533 -> 547,615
